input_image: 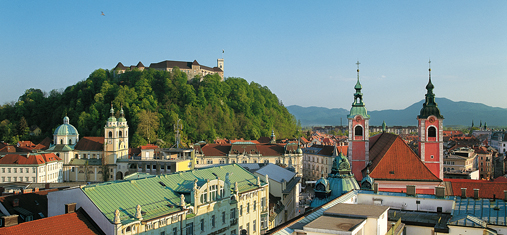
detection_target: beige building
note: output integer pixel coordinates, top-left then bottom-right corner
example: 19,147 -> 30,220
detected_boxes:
48,106 -> 131,182
48,164 -> 269,235
254,164 -> 301,229
302,145 -> 347,181
444,147 -> 477,173
194,137 -> 303,175
114,59 -> 225,80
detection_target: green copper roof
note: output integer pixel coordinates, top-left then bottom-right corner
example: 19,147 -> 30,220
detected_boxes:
347,76 -> 370,119
81,164 -> 266,224
418,78 -> 444,119
54,116 -> 79,136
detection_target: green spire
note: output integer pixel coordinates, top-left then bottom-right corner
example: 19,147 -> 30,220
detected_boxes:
348,61 -> 370,119
418,60 -> 444,119
382,121 -> 387,132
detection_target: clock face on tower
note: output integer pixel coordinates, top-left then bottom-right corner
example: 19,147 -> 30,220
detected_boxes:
429,117 -> 435,123
355,116 -> 362,122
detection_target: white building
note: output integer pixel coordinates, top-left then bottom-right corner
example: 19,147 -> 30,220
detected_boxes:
0,153 -> 63,183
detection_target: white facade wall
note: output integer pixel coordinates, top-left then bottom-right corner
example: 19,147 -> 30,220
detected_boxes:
357,193 -> 454,213
0,161 -> 63,183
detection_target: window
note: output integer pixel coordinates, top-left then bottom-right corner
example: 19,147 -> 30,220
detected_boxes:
355,126 -> 363,136
247,223 -> 250,234
253,201 -> 257,211
247,203 -> 250,214
253,220 -> 256,232
200,219 -> 205,232
109,131 -> 113,138
1,177 -> 4,182
222,211 -> 226,224
1,168 -> 4,173
211,215 -> 215,227
431,155 -> 434,159
428,126 -> 436,138
7,177 -> 11,182
200,188 -> 208,203
207,160 -> 213,164
220,160 -> 225,164
264,160 -> 269,163
231,160 -> 235,163
242,160 -> 247,163
210,185 -> 217,200
8,168 -> 11,173
261,197 -> 266,210
196,160 -> 199,164
240,205 -> 243,216
173,227 -> 177,235
19,168 -> 23,173
32,177 -> 35,182
186,223 -> 193,235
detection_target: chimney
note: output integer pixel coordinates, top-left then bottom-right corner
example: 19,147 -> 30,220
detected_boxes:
12,198 -> 19,207
1,215 -> 19,227
435,186 -> 445,198
461,188 -> 467,198
373,183 -> 379,194
474,189 -> 479,199
406,185 -> 416,196
65,203 -> 77,214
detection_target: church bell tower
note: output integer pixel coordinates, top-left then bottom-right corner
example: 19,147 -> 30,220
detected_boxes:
417,60 -> 444,179
347,61 -> 370,181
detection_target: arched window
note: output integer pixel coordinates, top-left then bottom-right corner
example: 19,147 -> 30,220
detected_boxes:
60,139 -> 63,144
109,131 -> 113,138
119,131 -> 122,137
68,139 -> 72,144
355,126 -> 363,136
428,126 -> 436,138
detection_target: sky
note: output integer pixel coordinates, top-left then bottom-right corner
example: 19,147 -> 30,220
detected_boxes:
1,1 -> 506,111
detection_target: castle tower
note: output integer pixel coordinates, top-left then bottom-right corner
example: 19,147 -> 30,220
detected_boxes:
417,60 -> 444,179
347,61 -> 370,181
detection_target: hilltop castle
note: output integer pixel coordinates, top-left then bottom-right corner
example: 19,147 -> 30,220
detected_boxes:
113,59 -> 224,80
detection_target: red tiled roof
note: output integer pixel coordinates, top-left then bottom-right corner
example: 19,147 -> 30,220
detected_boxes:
33,137 -> 52,150
257,137 -> 271,144
0,144 -> 16,153
200,144 -> 231,156
140,144 -> 159,150
493,176 -> 507,182
0,207 -> 104,235
74,137 -> 104,151
0,153 -> 61,165
366,133 -> 440,181
444,178 -> 507,199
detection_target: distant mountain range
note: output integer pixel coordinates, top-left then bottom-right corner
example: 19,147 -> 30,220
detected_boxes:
287,98 -> 507,127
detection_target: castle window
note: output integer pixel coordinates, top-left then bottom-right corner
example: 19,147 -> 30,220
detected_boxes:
428,126 -> 436,138
119,131 -> 122,137
109,131 -> 113,138
355,126 -> 363,136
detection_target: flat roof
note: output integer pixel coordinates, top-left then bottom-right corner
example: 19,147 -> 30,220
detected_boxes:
324,203 -> 389,218
304,215 -> 365,232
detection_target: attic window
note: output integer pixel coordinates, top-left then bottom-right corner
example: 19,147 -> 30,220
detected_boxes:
389,171 -> 395,174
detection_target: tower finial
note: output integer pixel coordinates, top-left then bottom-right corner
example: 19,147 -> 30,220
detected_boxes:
356,60 -> 361,81
428,59 -> 432,82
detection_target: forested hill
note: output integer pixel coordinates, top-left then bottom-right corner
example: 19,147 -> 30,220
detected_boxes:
0,68 -> 300,147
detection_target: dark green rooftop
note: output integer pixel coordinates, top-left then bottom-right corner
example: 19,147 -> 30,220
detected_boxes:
418,78 -> 444,119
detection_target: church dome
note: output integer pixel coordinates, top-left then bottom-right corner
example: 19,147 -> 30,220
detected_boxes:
54,116 -> 79,136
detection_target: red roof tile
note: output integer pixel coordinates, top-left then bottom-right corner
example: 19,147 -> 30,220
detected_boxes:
0,207 -> 104,235
74,137 -> 104,151
0,153 -> 61,165
366,133 -> 440,181
140,144 -> 159,150
444,178 -> 507,199
33,137 -> 52,150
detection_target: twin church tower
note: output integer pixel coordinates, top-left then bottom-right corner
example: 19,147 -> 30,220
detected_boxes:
347,61 -> 444,180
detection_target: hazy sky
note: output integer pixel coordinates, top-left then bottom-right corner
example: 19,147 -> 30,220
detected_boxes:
1,1 -> 506,111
